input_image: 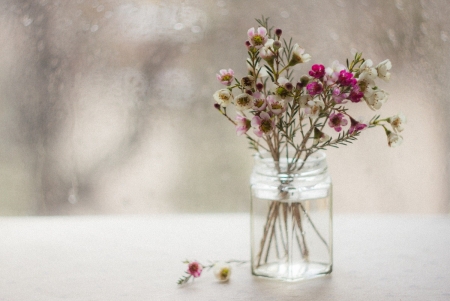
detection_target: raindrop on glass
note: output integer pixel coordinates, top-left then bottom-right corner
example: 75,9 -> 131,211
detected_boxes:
191,26 -> 201,33
174,23 -> 184,30
280,11 -> 289,18
22,15 -> 33,26
91,24 -> 99,32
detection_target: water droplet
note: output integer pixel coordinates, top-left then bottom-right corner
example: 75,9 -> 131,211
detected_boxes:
280,11 -> 289,18
420,23 -> 427,35
91,24 -> 99,32
97,5 -> 104,12
174,23 -> 184,30
395,0 -> 403,10
330,32 -> 339,40
104,11 -> 113,18
441,31 -> 448,42
191,25 -> 201,33
387,29 -> 396,42
216,0 -> 226,7
68,194 -> 77,204
22,15 -> 33,26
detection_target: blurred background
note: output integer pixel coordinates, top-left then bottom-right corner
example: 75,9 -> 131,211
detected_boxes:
0,0 -> 448,215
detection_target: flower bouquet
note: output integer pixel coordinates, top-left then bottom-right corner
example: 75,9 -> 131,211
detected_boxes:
179,16 -> 405,284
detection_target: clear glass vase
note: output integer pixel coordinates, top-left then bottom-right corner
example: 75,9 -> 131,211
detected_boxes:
250,151 -> 332,281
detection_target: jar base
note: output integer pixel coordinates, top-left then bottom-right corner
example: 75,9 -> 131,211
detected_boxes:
252,261 -> 332,282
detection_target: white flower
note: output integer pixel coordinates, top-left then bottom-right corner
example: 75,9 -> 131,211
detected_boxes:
389,112 -> 406,133
247,61 -> 268,78
358,59 -> 378,84
288,44 -> 311,66
364,88 -> 388,110
299,94 -> 312,108
213,89 -> 233,107
213,262 -> 231,282
273,77 -> 293,102
388,132 -> 403,147
324,60 -> 346,85
259,39 -> 277,60
234,93 -> 254,111
304,98 -> 325,118
376,59 -> 392,81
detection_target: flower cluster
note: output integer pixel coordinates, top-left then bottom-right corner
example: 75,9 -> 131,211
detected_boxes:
213,17 -> 405,165
177,260 -> 245,285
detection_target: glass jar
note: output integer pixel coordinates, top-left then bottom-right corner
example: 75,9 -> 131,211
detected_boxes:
250,151 -> 332,281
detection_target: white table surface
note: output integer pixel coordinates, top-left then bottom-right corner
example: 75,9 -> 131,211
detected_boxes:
1,214 -> 449,301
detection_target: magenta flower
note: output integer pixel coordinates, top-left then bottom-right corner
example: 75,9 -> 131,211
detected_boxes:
337,70 -> 356,87
348,117 -> 367,134
188,261 -> 203,278
348,86 -> 364,103
328,112 -> 348,132
247,27 -> 268,49
251,112 -> 275,137
306,82 -> 323,96
309,64 -> 325,79
235,113 -> 251,136
216,69 -> 234,86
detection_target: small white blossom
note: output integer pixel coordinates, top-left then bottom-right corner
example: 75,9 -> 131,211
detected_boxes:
235,93 -> 254,111
376,59 -> 392,81
288,44 -> 311,66
304,98 -> 325,118
389,112 -> 406,133
213,262 -> 232,282
358,59 -> 378,84
213,89 -> 233,107
388,132 -> 403,147
364,88 -> 388,110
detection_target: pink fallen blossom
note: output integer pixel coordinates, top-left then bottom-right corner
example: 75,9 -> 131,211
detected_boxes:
188,262 -> 203,278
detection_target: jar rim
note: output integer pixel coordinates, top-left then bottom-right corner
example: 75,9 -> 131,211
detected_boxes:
252,150 -> 327,177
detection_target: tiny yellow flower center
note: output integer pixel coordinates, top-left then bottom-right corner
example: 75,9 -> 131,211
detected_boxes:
261,119 -> 272,133
253,35 -> 263,45
255,99 -> 264,108
237,96 -> 250,106
221,74 -> 231,82
276,87 -> 289,98
220,268 -> 229,280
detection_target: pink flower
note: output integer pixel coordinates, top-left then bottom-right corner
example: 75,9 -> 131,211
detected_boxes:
309,64 -> 325,79
306,82 -> 323,96
328,112 -> 348,132
247,27 -> 268,49
251,112 -> 275,137
332,87 -> 349,104
235,113 -> 251,136
267,95 -> 285,115
337,70 -> 356,87
252,92 -> 267,111
187,262 -> 203,278
348,117 -> 367,134
216,69 -> 234,86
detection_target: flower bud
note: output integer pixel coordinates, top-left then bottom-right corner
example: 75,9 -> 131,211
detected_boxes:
214,103 -> 221,110
273,40 -> 282,50
285,82 -> 293,91
300,75 -> 310,87
256,82 -> 264,91
296,82 -> 303,90
275,28 -> 282,38
245,40 -> 251,50
245,89 -> 253,95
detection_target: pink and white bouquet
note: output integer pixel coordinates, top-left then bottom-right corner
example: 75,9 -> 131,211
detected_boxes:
213,17 -> 405,166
